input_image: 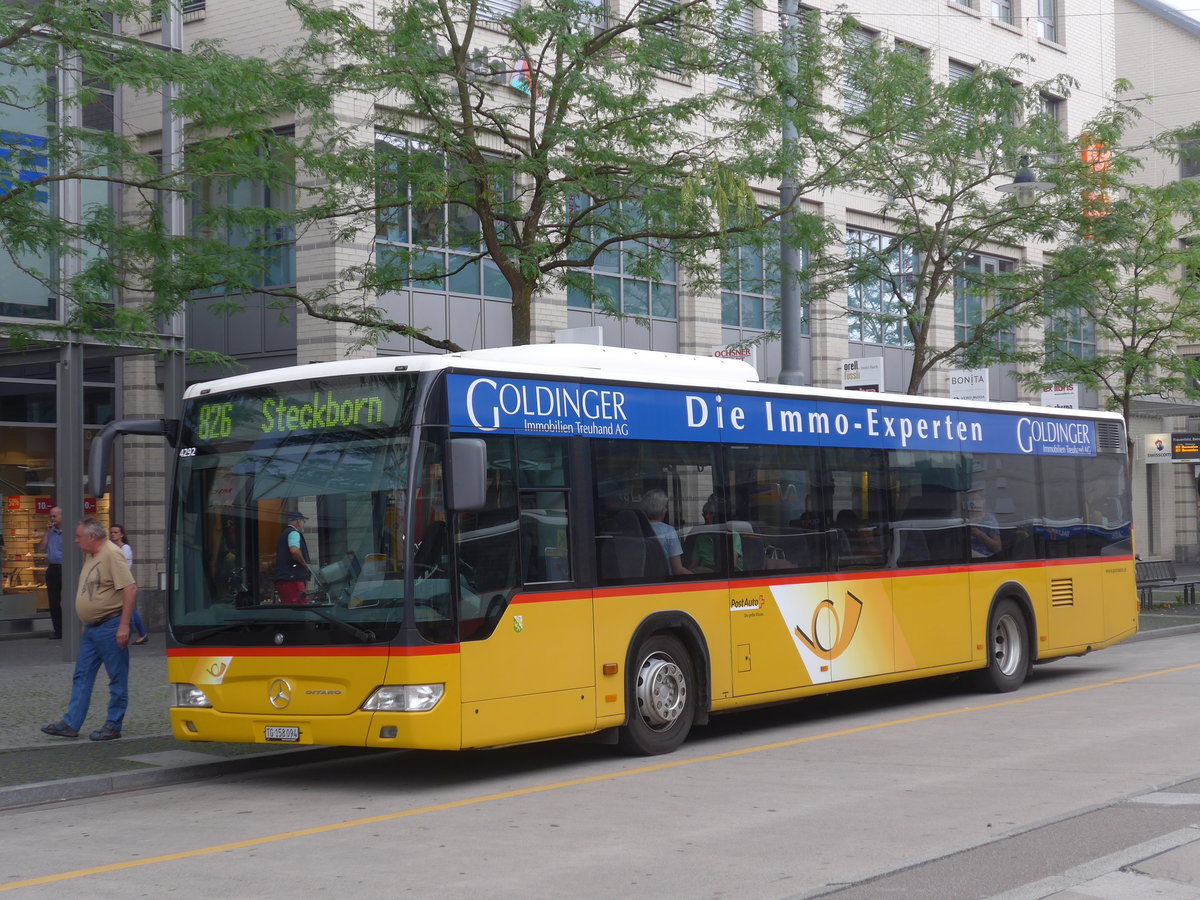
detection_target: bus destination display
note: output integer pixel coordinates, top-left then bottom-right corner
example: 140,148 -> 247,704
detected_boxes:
188,380 -> 405,445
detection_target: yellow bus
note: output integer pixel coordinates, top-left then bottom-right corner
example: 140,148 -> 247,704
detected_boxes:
93,344 -> 1137,754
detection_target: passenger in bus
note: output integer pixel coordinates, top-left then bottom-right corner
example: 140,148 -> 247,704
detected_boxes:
968,496 -> 1002,558
689,495 -> 743,573
274,511 -> 312,604
642,489 -> 691,576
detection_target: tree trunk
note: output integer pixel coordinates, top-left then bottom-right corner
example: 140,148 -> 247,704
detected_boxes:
510,280 -> 534,346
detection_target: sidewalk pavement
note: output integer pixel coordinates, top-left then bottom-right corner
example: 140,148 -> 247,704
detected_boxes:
0,630 -> 360,810
1,604 -> 1199,814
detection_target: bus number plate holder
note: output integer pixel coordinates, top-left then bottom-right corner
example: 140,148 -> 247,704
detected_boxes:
264,726 -> 300,742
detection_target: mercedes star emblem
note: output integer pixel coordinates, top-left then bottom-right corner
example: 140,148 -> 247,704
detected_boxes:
268,678 -> 292,710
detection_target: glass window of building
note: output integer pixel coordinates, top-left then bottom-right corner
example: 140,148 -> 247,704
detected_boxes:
191,134 -> 296,292
716,0 -> 755,89
720,226 -> 796,332
846,227 -> 914,348
639,0 -> 686,75
842,27 -> 876,115
566,196 -> 678,323
0,64 -> 57,321
948,60 -> 976,136
991,0 -> 1014,24
375,135 -> 512,301
150,0 -> 207,23
1045,305 -> 1096,361
1180,139 -> 1200,180
1036,0 -> 1058,42
481,0 -> 520,19
954,252 -> 1015,349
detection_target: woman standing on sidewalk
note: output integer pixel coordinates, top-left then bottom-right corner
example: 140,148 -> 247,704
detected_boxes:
109,525 -> 147,644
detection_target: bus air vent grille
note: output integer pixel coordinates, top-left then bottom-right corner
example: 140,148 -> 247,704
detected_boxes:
1050,578 -> 1074,607
1095,423 -> 1124,454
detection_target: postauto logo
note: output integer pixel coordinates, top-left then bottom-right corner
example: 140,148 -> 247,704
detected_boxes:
793,591 -> 864,661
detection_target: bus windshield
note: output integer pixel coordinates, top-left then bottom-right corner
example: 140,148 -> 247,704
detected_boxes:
169,374 -> 415,645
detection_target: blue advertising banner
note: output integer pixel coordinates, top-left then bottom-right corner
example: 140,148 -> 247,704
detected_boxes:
446,374 -> 1096,457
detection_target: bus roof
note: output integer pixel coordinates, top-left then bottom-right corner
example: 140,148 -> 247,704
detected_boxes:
183,344 -> 1123,423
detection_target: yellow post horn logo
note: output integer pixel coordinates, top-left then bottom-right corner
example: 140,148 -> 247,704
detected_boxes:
794,591 -> 864,661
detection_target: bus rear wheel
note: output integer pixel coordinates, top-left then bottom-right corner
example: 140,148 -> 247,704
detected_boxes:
619,634 -> 696,755
974,598 -> 1029,693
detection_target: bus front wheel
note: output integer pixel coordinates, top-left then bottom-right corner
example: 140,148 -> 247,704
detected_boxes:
974,599 -> 1029,693
619,634 -> 696,755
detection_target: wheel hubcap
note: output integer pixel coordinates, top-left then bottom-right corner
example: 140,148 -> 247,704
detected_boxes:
992,614 -> 1022,677
635,653 -> 686,729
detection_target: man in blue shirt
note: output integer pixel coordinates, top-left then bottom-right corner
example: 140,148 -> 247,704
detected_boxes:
642,489 -> 691,577
273,511 -> 311,604
36,506 -> 64,639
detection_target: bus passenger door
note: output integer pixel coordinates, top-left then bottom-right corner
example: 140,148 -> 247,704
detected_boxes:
453,435 -> 596,748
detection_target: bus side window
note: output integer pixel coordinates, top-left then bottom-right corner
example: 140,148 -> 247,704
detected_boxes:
726,442 -> 824,575
824,448 -> 887,571
516,436 -> 572,585
1039,457 -> 1084,558
592,438 -> 716,583
456,434 -> 521,641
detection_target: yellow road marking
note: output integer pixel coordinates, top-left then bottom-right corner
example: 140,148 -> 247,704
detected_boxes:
5,661 -> 1199,891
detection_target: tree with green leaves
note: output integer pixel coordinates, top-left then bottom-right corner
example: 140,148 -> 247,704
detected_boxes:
821,35 -> 1084,394
0,0 -> 326,357
1025,162 -> 1200,461
270,0 -> 929,352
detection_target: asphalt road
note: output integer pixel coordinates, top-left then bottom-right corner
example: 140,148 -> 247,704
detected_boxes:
3,630 -> 1200,898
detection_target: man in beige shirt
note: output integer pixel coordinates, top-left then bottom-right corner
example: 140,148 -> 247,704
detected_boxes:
40,517 -> 137,741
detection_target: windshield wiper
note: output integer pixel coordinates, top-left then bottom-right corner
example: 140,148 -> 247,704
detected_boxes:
182,618 -> 282,643
300,604 -> 377,643
181,606 -> 376,644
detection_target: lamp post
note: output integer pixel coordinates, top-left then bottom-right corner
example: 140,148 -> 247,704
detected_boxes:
996,154 -> 1053,207
777,0 -> 805,385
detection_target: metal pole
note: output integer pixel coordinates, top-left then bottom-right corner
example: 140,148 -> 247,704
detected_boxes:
56,45 -> 85,660
57,342 -> 84,660
778,0 -> 805,386
162,0 -> 186,424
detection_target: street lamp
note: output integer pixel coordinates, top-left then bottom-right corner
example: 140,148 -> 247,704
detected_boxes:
996,155 -> 1054,208
777,0 -> 805,386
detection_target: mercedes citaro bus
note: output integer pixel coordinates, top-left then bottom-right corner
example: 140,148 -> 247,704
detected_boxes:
90,344 -> 1136,755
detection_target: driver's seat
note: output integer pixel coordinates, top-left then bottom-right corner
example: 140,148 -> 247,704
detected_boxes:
413,520 -> 448,572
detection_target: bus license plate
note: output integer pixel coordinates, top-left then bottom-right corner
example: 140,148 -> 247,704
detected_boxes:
264,726 -> 300,742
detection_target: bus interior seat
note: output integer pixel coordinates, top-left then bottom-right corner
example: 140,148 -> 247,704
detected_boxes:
604,508 -> 663,580
683,528 -> 726,574
899,495 -> 964,563
413,520 -> 448,573
739,533 -> 767,572
782,531 -> 824,570
625,508 -> 671,580
895,527 -> 930,566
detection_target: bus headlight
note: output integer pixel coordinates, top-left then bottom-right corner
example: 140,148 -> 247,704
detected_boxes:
362,684 -> 444,712
173,683 -> 213,708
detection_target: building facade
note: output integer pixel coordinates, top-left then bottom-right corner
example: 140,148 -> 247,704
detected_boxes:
1115,0 -> 1200,561
9,0 -> 1200,631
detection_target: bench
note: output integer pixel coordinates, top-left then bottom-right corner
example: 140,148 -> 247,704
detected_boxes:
1135,559 -> 1200,610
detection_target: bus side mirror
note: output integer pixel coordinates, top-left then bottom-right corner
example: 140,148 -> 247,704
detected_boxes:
446,438 -> 488,512
87,418 -> 180,498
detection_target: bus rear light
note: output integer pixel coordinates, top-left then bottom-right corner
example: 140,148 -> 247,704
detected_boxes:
173,684 -> 213,708
362,684 -> 444,712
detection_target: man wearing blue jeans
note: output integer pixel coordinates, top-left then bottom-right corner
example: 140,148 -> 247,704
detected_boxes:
40,516 -> 138,742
